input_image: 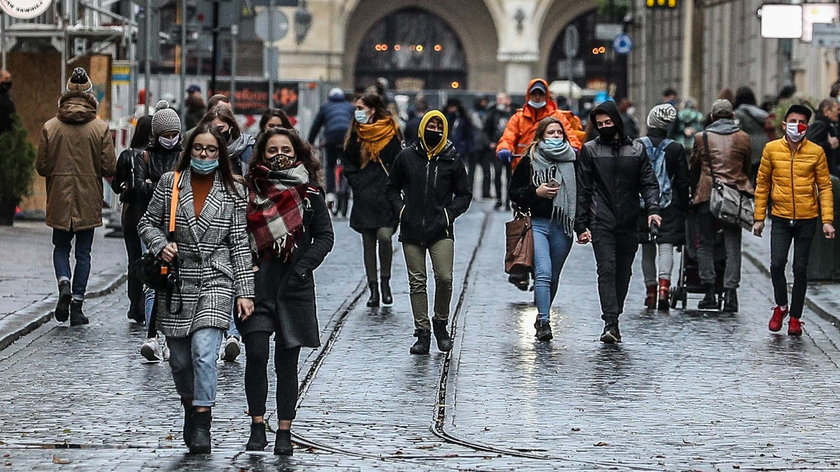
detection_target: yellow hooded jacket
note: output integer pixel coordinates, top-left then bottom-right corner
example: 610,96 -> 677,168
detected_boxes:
418,110 -> 449,159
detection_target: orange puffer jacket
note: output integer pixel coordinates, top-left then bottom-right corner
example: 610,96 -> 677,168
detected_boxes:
754,138 -> 834,224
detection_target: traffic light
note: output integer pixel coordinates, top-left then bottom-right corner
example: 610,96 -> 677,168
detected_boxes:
646,0 -> 677,7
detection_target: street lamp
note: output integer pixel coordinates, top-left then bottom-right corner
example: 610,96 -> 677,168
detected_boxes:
294,0 -> 312,44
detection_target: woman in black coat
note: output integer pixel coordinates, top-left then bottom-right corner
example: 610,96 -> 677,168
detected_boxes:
111,115 -> 152,324
239,127 -> 334,455
342,93 -> 402,308
636,104 -> 689,310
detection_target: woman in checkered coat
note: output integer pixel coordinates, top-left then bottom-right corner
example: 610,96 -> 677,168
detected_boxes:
138,123 -> 255,454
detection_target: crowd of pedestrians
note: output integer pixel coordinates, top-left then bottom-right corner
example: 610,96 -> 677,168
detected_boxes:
32,67 -> 839,454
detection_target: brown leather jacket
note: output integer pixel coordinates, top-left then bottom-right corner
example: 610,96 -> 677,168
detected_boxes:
689,119 -> 754,205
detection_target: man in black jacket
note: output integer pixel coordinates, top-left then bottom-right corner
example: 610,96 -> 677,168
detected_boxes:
806,98 -> 840,177
387,110 -> 472,355
575,101 -> 661,343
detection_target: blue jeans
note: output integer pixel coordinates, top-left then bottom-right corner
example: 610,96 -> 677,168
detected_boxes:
52,228 -> 95,300
531,218 -> 573,321
167,327 -> 225,407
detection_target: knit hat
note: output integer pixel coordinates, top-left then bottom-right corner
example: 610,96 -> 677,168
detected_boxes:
151,100 -> 182,136
66,67 -> 92,94
711,99 -> 734,118
646,104 -> 677,130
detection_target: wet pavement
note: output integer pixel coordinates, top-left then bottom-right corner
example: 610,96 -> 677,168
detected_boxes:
2,204 -> 840,470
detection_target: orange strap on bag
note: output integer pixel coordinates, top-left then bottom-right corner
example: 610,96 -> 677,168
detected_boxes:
161,171 -> 181,276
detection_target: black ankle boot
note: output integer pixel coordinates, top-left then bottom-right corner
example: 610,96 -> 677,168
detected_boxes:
534,320 -> 553,341
189,409 -> 211,454
366,282 -> 380,308
69,300 -> 89,326
697,284 -> 718,310
245,421 -> 268,451
181,399 -> 194,448
722,288 -> 738,313
274,429 -> 293,455
432,320 -> 453,351
380,278 -> 393,306
410,329 -> 431,355
55,280 -> 71,322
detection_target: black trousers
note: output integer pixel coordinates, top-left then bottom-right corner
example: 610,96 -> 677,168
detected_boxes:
323,143 -> 342,194
122,218 -> 144,321
242,331 -> 301,420
592,229 -> 639,322
468,149 -> 492,197
493,158 -> 511,203
770,216 -> 819,319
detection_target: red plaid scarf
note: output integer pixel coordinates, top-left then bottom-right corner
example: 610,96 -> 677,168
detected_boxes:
246,164 -> 311,260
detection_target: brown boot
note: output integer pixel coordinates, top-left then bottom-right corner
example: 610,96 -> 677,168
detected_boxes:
657,278 -> 670,311
644,284 -> 657,309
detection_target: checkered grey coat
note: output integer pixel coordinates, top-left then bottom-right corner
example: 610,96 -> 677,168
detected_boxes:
138,169 -> 255,338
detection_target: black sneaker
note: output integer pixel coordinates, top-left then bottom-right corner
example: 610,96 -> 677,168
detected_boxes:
534,321 -> 553,341
55,281 -> 71,322
599,323 -> 621,344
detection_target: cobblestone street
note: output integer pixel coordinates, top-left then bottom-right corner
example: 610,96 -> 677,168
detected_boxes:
2,203 -> 840,470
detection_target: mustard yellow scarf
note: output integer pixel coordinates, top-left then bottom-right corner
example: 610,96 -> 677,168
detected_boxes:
356,118 -> 397,168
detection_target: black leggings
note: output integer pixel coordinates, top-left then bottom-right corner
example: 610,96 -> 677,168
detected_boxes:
243,331 -> 301,420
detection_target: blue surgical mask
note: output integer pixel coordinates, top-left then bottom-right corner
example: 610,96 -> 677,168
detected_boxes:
354,109 -> 369,124
543,138 -> 566,148
528,100 -> 546,109
191,158 -> 219,175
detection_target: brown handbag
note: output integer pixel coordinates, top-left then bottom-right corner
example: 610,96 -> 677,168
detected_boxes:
505,213 -> 533,290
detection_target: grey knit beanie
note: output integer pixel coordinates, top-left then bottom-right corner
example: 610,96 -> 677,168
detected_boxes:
646,103 -> 677,130
151,100 -> 182,136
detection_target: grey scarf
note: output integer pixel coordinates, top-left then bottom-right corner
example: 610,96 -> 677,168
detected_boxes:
530,140 -> 577,236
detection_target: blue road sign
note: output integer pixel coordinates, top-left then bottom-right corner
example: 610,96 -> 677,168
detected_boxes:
613,34 -> 633,54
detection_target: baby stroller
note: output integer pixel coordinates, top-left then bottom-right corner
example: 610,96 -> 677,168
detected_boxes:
670,213 -> 727,310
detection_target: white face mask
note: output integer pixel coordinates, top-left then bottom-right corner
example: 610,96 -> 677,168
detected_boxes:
159,134 -> 180,149
528,99 -> 546,109
785,122 -> 806,142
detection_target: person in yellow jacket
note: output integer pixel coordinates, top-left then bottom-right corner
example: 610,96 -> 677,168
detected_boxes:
753,104 -> 835,336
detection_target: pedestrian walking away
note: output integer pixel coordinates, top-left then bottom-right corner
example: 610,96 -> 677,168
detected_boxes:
496,78 -> 582,170
137,123 -> 255,454
307,87 -> 353,208
467,96 -> 493,199
35,67 -> 116,327
753,104 -> 835,336
509,116 -> 577,342
110,115 -> 153,325
733,86 -> 771,183
387,110 -> 472,354
239,127 -> 334,455
637,104 -> 688,311
184,85 -> 205,130
805,99 -> 840,177
689,99 -> 754,312
342,93 -> 402,308
574,100 -> 661,344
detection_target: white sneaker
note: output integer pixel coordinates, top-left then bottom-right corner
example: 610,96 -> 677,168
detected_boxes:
140,337 -> 163,362
161,339 -> 170,361
220,335 -> 241,362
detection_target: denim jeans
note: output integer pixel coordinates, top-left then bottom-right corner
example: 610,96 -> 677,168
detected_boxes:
52,228 -> 95,300
770,216 -> 819,319
167,327 -> 225,407
531,218 -> 573,321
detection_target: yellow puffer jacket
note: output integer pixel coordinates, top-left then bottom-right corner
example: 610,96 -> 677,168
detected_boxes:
754,138 -> 833,224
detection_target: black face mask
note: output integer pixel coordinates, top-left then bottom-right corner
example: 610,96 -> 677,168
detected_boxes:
597,125 -> 619,141
221,129 -> 232,142
0,82 -> 10,93
424,130 -> 444,150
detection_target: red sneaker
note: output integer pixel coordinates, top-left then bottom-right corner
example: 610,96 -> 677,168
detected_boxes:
788,317 -> 803,336
768,306 -> 788,332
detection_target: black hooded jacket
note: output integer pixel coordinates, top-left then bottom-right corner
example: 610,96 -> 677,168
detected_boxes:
387,141 -> 472,245
575,100 -> 661,234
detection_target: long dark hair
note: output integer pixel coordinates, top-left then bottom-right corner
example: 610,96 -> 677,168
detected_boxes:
258,108 -> 293,131
344,93 -> 399,150
250,127 -> 323,188
198,105 -> 241,141
734,86 -> 757,109
175,123 -> 244,198
130,115 -> 153,149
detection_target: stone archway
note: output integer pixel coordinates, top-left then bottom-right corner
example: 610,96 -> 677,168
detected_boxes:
341,0 -> 500,91
536,0 -> 599,81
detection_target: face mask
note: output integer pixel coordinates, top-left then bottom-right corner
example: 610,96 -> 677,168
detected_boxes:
267,153 -> 296,170
528,100 -> 546,109
191,158 -> 219,175
496,103 -> 506,111
220,129 -> 232,142
0,82 -> 10,93
158,134 -> 180,149
543,137 -> 567,148
597,125 -> 619,141
627,107 -> 636,116
423,129 -> 444,150
354,110 -> 369,124
785,122 -> 807,142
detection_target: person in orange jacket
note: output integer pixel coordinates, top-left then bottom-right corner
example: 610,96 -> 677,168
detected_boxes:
496,79 -> 583,169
